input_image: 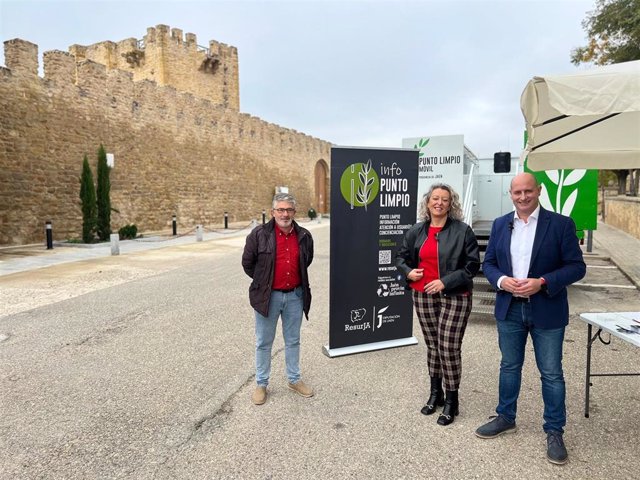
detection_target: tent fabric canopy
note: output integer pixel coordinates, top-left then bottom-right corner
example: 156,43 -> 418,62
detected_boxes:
521,60 -> 640,171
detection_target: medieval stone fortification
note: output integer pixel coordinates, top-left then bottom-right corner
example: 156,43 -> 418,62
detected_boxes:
0,25 -> 331,245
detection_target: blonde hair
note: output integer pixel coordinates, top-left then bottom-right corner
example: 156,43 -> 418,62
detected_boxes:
418,183 -> 463,222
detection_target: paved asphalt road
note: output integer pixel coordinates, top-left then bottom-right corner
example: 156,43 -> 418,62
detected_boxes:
1,223 -> 640,479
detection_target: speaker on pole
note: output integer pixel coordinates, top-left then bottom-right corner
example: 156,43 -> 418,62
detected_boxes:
493,152 -> 511,173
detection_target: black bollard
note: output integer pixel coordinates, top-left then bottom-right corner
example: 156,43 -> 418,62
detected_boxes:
224,211 -> 229,229
45,220 -> 53,249
172,215 -> 177,236
262,210 -> 266,224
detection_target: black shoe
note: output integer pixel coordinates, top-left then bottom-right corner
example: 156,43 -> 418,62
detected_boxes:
437,390 -> 459,426
475,415 -> 517,438
420,376 -> 444,416
546,431 -> 568,465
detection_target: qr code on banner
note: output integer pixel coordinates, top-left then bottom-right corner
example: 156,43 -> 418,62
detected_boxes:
378,250 -> 391,265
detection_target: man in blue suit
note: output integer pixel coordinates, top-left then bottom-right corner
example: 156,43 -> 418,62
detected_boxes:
475,173 -> 586,465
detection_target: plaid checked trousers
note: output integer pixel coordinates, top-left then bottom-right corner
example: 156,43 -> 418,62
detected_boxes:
412,290 -> 472,391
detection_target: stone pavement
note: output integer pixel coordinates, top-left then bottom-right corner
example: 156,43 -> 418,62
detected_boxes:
0,221 -> 264,277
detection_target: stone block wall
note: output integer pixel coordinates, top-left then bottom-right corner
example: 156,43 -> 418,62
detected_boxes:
0,35 -> 331,245
605,196 -> 640,241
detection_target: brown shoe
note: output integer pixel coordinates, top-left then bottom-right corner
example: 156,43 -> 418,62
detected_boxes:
288,380 -> 314,398
251,386 -> 267,405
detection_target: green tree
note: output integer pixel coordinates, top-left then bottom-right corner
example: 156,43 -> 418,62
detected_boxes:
96,144 -> 112,240
571,0 -> 640,195
79,154 -> 97,243
571,0 -> 640,66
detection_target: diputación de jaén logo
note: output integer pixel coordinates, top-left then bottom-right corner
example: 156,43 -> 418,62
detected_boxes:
340,159 -> 380,210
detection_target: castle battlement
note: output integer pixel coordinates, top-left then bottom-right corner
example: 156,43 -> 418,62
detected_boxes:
4,38 -> 38,77
66,24 -> 239,110
4,27 -> 240,110
3,37 -> 323,150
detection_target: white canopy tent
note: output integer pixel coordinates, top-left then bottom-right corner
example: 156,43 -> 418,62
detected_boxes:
521,60 -> 640,171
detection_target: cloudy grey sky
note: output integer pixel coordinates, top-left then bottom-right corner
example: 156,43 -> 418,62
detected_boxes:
1,0 -> 594,158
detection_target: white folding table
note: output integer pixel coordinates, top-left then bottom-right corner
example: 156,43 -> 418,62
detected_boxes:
579,312 -> 640,418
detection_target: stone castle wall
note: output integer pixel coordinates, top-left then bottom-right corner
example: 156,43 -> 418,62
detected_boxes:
0,29 -> 331,245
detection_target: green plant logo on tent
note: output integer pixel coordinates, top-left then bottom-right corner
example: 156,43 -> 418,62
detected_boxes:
340,159 -> 380,210
525,158 -> 598,233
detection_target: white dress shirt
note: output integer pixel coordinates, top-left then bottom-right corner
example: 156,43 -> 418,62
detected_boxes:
497,205 -> 540,290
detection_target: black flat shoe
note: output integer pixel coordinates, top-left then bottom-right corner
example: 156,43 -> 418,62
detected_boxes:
437,390 -> 459,426
436,405 -> 459,425
420,395 -> 445,415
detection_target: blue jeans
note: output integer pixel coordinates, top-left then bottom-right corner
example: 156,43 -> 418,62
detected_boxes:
254,287 -> 303,387
496,301 -> 566,433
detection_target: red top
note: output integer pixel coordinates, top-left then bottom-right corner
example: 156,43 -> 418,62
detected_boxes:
410,226 -> 442,292
272,226 -> 301,290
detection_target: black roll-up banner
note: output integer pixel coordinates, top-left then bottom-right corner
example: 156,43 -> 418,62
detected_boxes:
324,147 -> 419,357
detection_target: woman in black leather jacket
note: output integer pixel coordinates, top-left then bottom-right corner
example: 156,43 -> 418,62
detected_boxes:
396,183 -> 480,426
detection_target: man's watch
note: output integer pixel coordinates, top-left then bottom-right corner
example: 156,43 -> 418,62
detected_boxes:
540,277 -> 548,292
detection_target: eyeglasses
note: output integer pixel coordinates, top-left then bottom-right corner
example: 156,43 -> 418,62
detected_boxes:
274,208 -> 296,214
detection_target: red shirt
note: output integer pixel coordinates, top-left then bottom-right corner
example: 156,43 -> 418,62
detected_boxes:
272,226 -> 301,290
410,226 -> 442,292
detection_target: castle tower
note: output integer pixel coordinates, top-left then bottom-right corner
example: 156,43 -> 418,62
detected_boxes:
68,24 -> 239,110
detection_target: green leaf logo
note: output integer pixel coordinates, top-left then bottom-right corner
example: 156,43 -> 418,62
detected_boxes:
340,159 -> 380,210
539,169 -> 587,216
413,137 -> 430,158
